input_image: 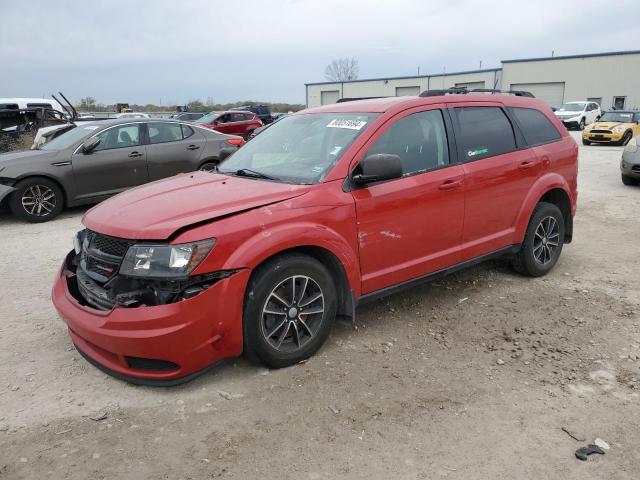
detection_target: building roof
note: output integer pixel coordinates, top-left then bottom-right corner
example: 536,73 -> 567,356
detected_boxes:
305,68 -> 500,86
502,49 -> 640,64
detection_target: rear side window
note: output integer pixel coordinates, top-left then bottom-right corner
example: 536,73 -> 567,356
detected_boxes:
454,107 -> 516,161
148,122 -> 183,144
181,124 -> 194,139
510,107 -> 561,146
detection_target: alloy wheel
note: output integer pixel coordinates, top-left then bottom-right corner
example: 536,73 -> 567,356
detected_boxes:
260,275 -> 325,353
21,185 -> 56,217
533,215 -> 560,265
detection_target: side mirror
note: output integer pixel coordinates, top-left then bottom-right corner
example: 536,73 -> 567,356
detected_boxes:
81,137 -> 100,153
352,154 -> 403,186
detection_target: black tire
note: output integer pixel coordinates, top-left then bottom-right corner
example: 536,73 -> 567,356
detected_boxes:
511,202 -> 565,277
198,161 -> 218,172
621,174 -> 638,186
244,130 -> 255,141
9,176 -> 64,223
243,253 -> 337,368
582,138 -> 590,145
578,118 -> 585,130
620,131 -> 633,146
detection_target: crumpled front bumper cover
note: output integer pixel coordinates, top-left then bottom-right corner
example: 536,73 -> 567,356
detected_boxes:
51,255 -> 250,385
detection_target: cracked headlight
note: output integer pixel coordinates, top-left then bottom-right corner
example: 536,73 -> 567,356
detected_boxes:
119,239 -> 216,278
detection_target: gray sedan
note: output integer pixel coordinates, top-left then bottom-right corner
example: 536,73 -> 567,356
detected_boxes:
621,136 -> 640,186
0,119 -> 242,222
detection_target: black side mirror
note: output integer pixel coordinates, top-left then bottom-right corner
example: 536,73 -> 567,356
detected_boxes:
352,154 -> 403,186
81,137 -> 100,153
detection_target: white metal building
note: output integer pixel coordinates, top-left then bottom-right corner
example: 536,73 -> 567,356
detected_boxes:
306,50 -> 640,110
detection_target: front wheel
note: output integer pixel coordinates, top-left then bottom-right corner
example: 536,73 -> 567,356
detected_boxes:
9,177 -> 64,223
582,138 -> 590,145
622,174 -> 638,186
243,253 -> 337,368
511,202 -> 565,277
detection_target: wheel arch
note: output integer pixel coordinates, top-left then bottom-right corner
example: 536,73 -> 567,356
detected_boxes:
515,174 -> 574,244
197,156 -> 219,169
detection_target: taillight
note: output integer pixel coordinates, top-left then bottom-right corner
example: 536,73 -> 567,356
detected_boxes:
226,138 -> 245,147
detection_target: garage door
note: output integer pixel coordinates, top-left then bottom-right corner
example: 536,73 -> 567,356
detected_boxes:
510,82 -> 565,108
455,81 -> 485,90
395,86 -> 420,97
321,90 -> 340,105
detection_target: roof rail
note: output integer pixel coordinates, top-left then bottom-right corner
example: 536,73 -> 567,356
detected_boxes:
336,96 -> 387,103
419,87 -> 534,98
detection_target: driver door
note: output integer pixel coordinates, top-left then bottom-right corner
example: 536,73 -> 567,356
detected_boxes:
350,106 -> 465,294
71,123 -> 148,201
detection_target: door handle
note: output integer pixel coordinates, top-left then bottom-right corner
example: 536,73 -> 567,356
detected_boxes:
518,161 -> 535,170
438,179 -> 462,190
186,144 -> 200,150
128,151 -> 143,158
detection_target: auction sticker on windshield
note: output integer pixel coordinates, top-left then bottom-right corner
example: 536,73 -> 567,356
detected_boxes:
326,119 -> 367,130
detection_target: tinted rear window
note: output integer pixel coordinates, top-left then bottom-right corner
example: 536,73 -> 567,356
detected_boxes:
511,107 -> 561,146
454,107 -> 516,160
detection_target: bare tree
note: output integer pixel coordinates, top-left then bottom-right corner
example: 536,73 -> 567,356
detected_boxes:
324,58 -> 359,82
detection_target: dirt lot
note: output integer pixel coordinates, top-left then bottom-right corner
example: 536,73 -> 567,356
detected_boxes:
1,131 -> 638,479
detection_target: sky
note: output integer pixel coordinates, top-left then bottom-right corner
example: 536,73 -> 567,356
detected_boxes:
1,0 -> 639,106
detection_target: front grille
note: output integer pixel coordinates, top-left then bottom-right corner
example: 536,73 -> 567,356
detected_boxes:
632,165 -> 640,173
590,129 -> 612,134
86,230 -> 133,258
81,230 -> 135,284
126,357 -> 180,371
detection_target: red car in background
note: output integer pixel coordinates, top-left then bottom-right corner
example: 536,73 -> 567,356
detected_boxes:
195,111 -> 263,139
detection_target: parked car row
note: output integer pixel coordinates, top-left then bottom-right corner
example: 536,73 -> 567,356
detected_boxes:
0,119 -> 244,222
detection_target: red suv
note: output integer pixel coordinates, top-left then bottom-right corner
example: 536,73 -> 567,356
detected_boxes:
195,110 -> 263,139
52,91 -> 578,385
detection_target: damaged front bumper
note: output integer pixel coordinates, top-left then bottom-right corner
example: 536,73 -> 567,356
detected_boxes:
52,250 -> 250,385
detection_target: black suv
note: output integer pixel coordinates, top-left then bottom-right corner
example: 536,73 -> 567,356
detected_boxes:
230,105 -> 273,124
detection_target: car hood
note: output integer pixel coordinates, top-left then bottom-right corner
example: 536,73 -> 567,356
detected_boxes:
83,172 -> 312,240
590,122 -> 629,130
0,149 -> 62,173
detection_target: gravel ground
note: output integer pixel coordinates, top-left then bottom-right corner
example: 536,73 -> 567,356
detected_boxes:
0,131 -> 638,479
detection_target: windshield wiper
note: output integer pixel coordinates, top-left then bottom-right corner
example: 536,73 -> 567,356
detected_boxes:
232,168 -> 275,180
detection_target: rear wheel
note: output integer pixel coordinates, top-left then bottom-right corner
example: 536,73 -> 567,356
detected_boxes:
578,118 -> 585,130
9,177 -> 64,223
511,202 -> 565,277
620,131 -> 633,146
243,253 -> 337,368
621,174 -> 638,186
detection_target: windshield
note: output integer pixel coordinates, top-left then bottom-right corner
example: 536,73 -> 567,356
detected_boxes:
218,113 -> 377,184
196,112 -> 222,123
558,103 -> 585,112
41,125 -> 97,150
598,112 -> 634,123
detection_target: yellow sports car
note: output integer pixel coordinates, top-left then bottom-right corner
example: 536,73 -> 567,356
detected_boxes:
583,111 -> 640,146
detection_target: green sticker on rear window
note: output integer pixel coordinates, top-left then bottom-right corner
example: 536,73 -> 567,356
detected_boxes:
467,147 -> 489,158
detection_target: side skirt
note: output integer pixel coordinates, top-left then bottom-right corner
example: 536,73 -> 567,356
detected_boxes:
358,244 -> 520,305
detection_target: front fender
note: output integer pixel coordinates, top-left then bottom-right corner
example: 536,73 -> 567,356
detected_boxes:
220,220 -> 362,298
514,173 -> 573,243
0,183 -> 16,204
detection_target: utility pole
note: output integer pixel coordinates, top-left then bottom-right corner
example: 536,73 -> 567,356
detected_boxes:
479,60 -> 482,69
417,66 -> 420,76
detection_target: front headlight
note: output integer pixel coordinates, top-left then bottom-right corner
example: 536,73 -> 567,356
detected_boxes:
584,124 -> 593,132
119,238 -> 216,278
613,126 -> 625,133
625,137 -> 638,153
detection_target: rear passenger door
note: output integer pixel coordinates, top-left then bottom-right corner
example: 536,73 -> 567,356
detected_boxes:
351,106 -> 465,294
145,122 -> 205,180
451,103 -> 541,261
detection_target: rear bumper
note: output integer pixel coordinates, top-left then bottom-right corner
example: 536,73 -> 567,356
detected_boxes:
51,254 -> 249,385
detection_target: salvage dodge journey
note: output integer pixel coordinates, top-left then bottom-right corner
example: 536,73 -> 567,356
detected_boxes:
52,90 -> 578,385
